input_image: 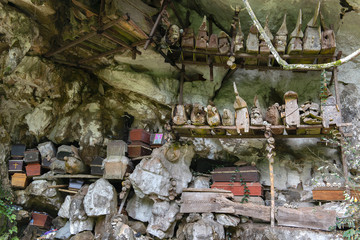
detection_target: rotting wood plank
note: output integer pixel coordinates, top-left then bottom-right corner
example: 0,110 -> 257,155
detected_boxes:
276,206 -> 336,231
79,46 -> 125,63
33,174 -> 102,180
144,1 -> 167,50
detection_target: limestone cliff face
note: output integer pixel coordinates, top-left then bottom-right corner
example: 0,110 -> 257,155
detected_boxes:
0,0 -> 359,197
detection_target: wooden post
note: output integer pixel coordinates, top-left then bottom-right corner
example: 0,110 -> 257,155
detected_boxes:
265,125 -> 275,227
333,66 -> 349,187
144,1 -> 168,50
179,64 -> 185,105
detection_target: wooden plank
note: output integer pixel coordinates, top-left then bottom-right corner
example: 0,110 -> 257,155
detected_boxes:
33,174 -> 102,180
183,188 -> 231,193
276,206 -> 336,231
58,189 -> 78,194
47,185 -> 68,189
234,203 -> 270,222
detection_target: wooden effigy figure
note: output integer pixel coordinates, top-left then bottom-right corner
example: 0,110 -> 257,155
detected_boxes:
287,9 -> 303,63
250,96 -> 264,126
284,91 -> 300,127
233,82 -> 249,134
222,108 -> 237,135
265,103 -> 284,135
191,103 -> 209,135
302,2 -> 321,64
172,104 -> 188,125
245,24 -> 259,65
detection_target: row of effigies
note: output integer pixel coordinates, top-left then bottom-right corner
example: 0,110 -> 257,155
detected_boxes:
165,2 -> 335,67
172,82 -> 341,135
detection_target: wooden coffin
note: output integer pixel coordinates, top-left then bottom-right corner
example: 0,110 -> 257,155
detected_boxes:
195,16 -> 208,62
90,156 -> 104,176
245,25 -> 259,65
276,206 -> 336,231
24,149 -> 40,163
103,156 -> 129,180
26,162 -> 41,177
129,129 -> 150,144
69,179 -> 84,190
302,2 -> 321,64
313,187 -> 345,201
208,34 -> 221,63
313,187 -> 360,201
11,144 -> 26,159
218,31 -> 230,64
107,140 -> 127,157
234,19 -> 244,54
211,166 -> 259,182
211,182 -> 263,196
11,173 -> 28,189
9,160 -> 24,173
150,133 -> 166,148
180,188 -> 270,222
128,143 -> 152,158
32,212 -> 52,229
287,10 -> 303,63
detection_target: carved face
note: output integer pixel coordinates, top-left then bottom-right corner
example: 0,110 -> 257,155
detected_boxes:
167,25 -> 180,44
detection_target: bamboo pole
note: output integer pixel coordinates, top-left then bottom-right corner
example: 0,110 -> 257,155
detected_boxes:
242,0 -> 360,70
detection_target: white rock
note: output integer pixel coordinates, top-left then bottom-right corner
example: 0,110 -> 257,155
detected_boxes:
126,195 -> 154,222
84,178 -> 118,217
58,195 -> 72,219
215,214 -> 240,227
37,141 -> 56,159
146,201 -> 180,239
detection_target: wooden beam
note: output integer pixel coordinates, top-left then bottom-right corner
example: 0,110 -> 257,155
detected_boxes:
100,31 -> 141,55
45,18 -> 124,57
78,46 -> 125,64
179,64 -> 185,105
144,1 -> 168,50
33,174 -> 101,180
58,189 -> 78,194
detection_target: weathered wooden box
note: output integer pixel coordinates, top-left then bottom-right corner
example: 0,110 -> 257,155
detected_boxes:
11,144 -> 26,159
313,187 -> 360,201
129,129 -> 150,144
103,157 -> 128,179
128,143 -> 152,158
32,212 -> 52,229
211,166 -> 260,182
211,182 -> 263,196
150,133 -> 166,148
26,163 -> 41,176
90,156 -> 104,176
11,173 -> 28,188
69,179 -> 84,190
24,149 -> 40,163
107,140 -> 127,157
9,160 -> 24,173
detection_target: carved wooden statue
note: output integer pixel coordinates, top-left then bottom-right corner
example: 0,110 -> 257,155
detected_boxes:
303,2 -> 321,63
233,82 -> 249,133
287,9 -> 303,63
191,103 -> 206,125
206,105 -> 221,127
274,14 -> 288,55
250,96 -> 264,125
259,16 -> 273,66
284,91 -> 300,127
245,24 -> 259,65
172,104 -> 188,125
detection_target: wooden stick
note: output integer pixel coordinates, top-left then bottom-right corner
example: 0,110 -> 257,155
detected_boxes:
265,126 -> 275,227
144,1 -> 168,50
47,185 -> 68,189
58,189 -> 78,194
179,64 -> 185,105
118,189 -> 130,214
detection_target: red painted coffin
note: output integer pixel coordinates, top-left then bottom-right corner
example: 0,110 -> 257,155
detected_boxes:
129,129 -> 150,144
211,182 -> 263,196
26,163 -> 41,176
128,142 -> 152,158
211,166 -> 260,182
32,212 -> 52,229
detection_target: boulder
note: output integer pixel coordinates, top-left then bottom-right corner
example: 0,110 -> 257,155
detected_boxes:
54,221 -> 72,240
130,143 -> 194,200
84,178 -> 118,217
69,185 -> 94,235
189,176 -> 210,188
37,141 -> 57,159
70,231 -> 94,240
215,214 -> 240,227
65,156 -> 87,174
128,221 -> 147,235
94,215 -> 113,240
58,195 -> 72,219
112,216 -> 136,240
179,213 -> 225,240
52,216 -> 67,229
126,195 -> 154,222
146,201 -> 180,239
